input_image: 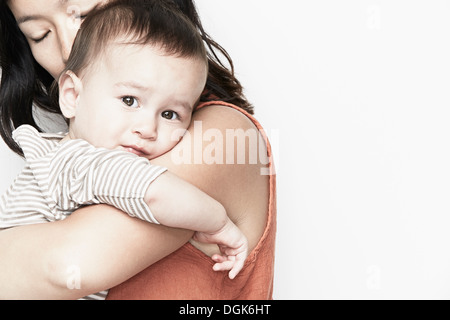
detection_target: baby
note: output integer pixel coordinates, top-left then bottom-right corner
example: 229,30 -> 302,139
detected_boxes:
0,0 -> 247,299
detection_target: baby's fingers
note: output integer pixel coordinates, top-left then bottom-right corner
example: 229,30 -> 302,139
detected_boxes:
212,255 -> 246,280
212,258 -> 235,273
212,254 -> 227,263
228,257 -> 245,280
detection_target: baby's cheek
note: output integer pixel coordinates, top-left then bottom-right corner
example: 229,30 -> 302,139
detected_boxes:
169,128 -> 188,144
149,132 -> 185,160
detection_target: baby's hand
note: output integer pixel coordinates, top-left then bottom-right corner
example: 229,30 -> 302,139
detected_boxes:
193,219 -> 248,280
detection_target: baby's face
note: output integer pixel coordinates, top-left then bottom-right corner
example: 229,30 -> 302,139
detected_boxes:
66,43 -> 207,159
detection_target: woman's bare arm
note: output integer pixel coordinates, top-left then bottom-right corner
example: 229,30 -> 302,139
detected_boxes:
0,205 -> 192,299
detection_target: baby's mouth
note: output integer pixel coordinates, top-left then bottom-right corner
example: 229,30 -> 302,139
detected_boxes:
122,145 -> 151,157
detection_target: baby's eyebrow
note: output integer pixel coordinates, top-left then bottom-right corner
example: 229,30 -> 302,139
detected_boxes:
114,81 -> 148,91
170,100 -> 193,112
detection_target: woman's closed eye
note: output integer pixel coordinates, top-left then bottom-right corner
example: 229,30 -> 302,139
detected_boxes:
69,5 -> 92,25
29,9 -> 90,44
32,31 -> 50,44
122,96 -> 140,108
78,14 -> 89,21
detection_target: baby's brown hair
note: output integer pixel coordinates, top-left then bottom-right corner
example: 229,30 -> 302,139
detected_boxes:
65,0 -> 207,76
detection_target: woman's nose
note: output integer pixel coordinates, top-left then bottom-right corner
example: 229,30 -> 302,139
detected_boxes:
59,30 -> 76,64
57,17 -> 79,64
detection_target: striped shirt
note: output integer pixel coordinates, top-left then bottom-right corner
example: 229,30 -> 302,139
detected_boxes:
0,125 -> 167,300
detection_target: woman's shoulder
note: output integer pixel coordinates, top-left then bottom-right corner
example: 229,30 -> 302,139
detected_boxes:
186,102 -> 272,253
195,101 -> 258,128
187,101 -> 270,180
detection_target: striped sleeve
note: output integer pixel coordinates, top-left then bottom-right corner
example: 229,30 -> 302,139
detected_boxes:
50,140 -> 167,224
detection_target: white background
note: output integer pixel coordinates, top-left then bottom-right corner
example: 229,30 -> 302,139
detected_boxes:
2,0 -> 450,299
196,0 -> 450,299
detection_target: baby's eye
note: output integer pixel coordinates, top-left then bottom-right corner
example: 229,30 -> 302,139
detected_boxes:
122,96 -> 139,108
161,111 -> 178,120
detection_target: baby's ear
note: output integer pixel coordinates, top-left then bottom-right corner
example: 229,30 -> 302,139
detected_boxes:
58,70 -> 82,119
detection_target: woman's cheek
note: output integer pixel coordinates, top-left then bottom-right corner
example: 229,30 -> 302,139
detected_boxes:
31,45 -> 64,79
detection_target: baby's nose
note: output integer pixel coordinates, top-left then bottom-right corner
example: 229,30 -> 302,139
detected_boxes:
132,123 -> 157,140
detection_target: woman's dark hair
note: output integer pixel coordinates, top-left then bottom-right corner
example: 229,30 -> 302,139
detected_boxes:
0,0 -> 253,156
0,1 -> 57,155
171,0 -> 253,113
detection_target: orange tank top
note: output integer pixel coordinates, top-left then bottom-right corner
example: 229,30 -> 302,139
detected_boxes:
106,101 -> 277,300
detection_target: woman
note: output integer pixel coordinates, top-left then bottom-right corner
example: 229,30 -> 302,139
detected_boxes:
0,0 -> 276,299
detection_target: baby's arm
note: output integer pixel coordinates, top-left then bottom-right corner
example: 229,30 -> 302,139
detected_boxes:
145,171 -> 248,279
145,171 -> 226,232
